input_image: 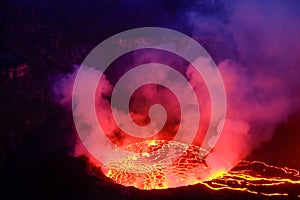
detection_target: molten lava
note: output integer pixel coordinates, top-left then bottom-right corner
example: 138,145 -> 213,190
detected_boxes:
103,139 -> 228,189
203,161 -> 300,197
102,140 -> 300,197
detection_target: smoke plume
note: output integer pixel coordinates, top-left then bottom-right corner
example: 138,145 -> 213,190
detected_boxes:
52,0 -> 300,175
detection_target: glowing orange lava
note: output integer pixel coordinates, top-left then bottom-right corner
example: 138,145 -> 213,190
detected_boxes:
102,140 -> 300,197
202,160 -> 300,196
103,140 -> 228,189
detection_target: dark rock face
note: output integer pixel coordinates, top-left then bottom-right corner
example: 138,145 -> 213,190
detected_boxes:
0,58 -> 51,167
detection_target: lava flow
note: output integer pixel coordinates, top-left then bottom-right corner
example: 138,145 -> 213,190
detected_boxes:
102,140 -> 300,197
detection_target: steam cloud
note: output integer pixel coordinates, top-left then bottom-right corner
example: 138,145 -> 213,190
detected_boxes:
53,0 -> 300,174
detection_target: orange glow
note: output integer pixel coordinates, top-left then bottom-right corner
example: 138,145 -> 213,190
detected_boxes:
103,140 -> 214,189
102,140 -> 300,196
